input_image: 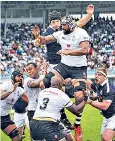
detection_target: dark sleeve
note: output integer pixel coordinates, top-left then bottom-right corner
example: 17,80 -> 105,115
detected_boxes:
41,30 -> 49,36
91,82 -> 97,92
13,97 -> 28,113
103,90 -> 114,101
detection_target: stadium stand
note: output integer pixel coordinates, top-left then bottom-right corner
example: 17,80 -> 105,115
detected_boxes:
0,1 -> 115,82
1,17 -> 115,78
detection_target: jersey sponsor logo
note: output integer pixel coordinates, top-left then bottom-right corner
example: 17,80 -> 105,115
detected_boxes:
44,90 -> 58,95
67,44 -> 70,48
11,98 -> 14,103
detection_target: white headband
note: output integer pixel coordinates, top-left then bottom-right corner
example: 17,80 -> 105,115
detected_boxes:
97,70 -> 107,77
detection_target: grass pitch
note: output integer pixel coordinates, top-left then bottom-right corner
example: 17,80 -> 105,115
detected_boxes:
1,105 -> 103,141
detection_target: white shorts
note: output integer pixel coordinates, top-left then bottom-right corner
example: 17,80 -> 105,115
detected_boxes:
14,112 -> 29,128
101,115 -> 115,134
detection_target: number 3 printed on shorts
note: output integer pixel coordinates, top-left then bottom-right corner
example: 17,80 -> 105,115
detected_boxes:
40,98 -> 49,110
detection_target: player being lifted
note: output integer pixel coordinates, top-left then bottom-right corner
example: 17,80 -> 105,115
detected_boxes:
32,4 -> 94,141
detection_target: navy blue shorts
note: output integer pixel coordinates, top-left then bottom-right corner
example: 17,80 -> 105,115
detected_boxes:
54,63 -> 87,79
27,110 -> 35,122
30,119 -> 65,141
1,114 -> 14,130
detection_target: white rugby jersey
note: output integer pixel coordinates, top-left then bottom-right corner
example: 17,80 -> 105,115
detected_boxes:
33,87 -> 73,121
53,27 -> 89,67
0,81 -> 24,116
24,77 -> 42,111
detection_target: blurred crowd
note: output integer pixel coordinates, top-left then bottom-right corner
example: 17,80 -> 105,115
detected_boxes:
85,16 -> 115,70
0,17 -> 115,76
1,22 -> 47,75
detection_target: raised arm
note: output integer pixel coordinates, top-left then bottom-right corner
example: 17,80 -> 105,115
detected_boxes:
32,26 -> 56,46
0,82 -> 20,100
26,77 -> 45,88
76,4 -> 94,28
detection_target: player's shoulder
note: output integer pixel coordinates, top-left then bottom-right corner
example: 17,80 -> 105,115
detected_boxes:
24,77 -> 33,85
54,30 -> 62,34
75,27 -> 88,33
56,88 -> 69,97
75,27 -> 89,39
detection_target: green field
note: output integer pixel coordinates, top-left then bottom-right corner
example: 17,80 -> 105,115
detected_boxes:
1,105 -> 103,141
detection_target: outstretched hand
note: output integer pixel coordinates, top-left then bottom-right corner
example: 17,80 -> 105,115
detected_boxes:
12,82 -> 20,92
32,25 -> 40,39
32,26 -> 41,47
86,4 -> 94,15
32,25 -> 40,47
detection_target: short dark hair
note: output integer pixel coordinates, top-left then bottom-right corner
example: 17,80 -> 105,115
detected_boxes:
11,70 -> 23,82
26,62 -> 37,68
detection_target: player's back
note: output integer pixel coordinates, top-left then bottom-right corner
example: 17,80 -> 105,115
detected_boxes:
34,87 -> 72,121
24,77 -> 41,111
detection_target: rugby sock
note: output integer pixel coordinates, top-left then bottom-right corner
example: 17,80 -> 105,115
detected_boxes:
74,113 -> 82,127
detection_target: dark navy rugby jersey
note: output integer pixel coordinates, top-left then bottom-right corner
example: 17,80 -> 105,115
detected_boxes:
42,27 -> 61,64
13,96 -> 28,113
91,80 -> 115,118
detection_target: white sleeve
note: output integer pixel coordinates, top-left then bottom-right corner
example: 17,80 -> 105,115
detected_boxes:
17,87 -> 25,96
61,92 -> 73,108
52,31 -> 61,43
78,29 -> 89,43
24,77 -> 32,88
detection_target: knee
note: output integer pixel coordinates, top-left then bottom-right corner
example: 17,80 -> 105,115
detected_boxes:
8,128 -> 20,139
102,133 -> 110,141
73,81 -> 86,104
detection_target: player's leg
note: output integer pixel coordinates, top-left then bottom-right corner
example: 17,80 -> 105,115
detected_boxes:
70,66 -> 87,141
61,84 -> 74,130
43,63 -> 69,88
59,121 -> 74,141
101,116 -> 115,141
1,115 -> 21,141
14,112 -> 29,139
30,119 -> 66,141
54,63 -> 74,131
73,85 -> 85,141
42,63 -> 73,131
14,112 -> 24,136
